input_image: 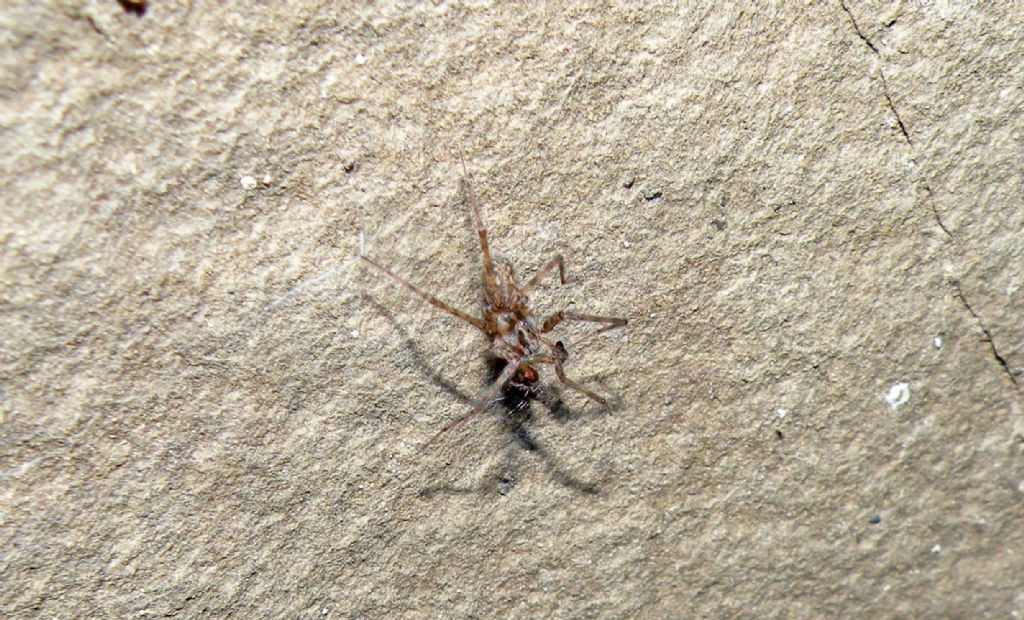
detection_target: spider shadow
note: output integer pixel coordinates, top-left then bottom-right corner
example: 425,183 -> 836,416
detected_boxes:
361,293 -> 606,496
546,372 -> 624,424
362,293 -> 470,408
417,413 -> 608,498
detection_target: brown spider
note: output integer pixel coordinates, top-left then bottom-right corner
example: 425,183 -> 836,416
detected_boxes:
361,157 -> 627,448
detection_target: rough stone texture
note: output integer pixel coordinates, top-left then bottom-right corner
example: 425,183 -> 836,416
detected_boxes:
2,1 -> 1022,618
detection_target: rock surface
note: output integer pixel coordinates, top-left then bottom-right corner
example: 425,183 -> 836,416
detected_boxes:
2,1 -> 1022,617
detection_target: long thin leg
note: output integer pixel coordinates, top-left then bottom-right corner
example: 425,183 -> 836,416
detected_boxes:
362,255 -> 486,331
541,309 -> 627,335
549,342 -> 612,411
422,359 -> 520,450
460,153 -> 499,303
516,254 -> 569,302
557,373 -> 610,409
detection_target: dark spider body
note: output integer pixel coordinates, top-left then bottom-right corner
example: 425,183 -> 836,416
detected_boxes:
362,159 -> 627,447
482,257 -> 543,390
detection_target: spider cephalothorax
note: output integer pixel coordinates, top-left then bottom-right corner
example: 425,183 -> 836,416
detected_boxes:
362,157 -> 626,448
483,257 -> 543,360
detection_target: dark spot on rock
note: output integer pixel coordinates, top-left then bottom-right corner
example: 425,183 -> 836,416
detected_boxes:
497,472 -> 517,495
712,219 -> 726,231
623,177 -> 635,189
644,190 -> 662,201
868,514 -> 881,524
117,0 -> 146,15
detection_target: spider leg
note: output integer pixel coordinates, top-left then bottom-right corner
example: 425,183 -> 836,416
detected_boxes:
362,255 -> 486,331
460,153 -> 500,303
541,309 -> 627,335
422,359 -> 520,450
515,254 -> 571,302
548,342 -> 612,411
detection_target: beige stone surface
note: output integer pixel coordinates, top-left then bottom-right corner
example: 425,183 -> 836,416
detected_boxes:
2,1 -> 1022,617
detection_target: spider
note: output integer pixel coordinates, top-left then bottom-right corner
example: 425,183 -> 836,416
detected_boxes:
361,157 -> 627,448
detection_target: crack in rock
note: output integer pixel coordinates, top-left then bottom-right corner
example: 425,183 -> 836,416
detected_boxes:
922,184 -> 953,238
838,1 -> 911,145
838,2 -> 956,239
954,284 -> 1021,393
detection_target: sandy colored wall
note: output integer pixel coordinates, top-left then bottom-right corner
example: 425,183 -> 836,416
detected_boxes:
2,1 -> 1022,617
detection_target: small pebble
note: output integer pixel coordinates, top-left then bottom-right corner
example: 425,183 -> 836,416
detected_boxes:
868,514 -> 881,524
884,382 -> 910,410
240,175 -> 257,190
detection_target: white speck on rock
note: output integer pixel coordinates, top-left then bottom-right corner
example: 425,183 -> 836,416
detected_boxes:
262,173 -> 272,185
355,53 -> 366,65
240,175 -> 257,190
350,330 -> 359,339
933,336 -> 942,349
776,408 -> 788,418
884,382 -> 910,409
931,544 -> 941,554
623,239 -> 631,248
